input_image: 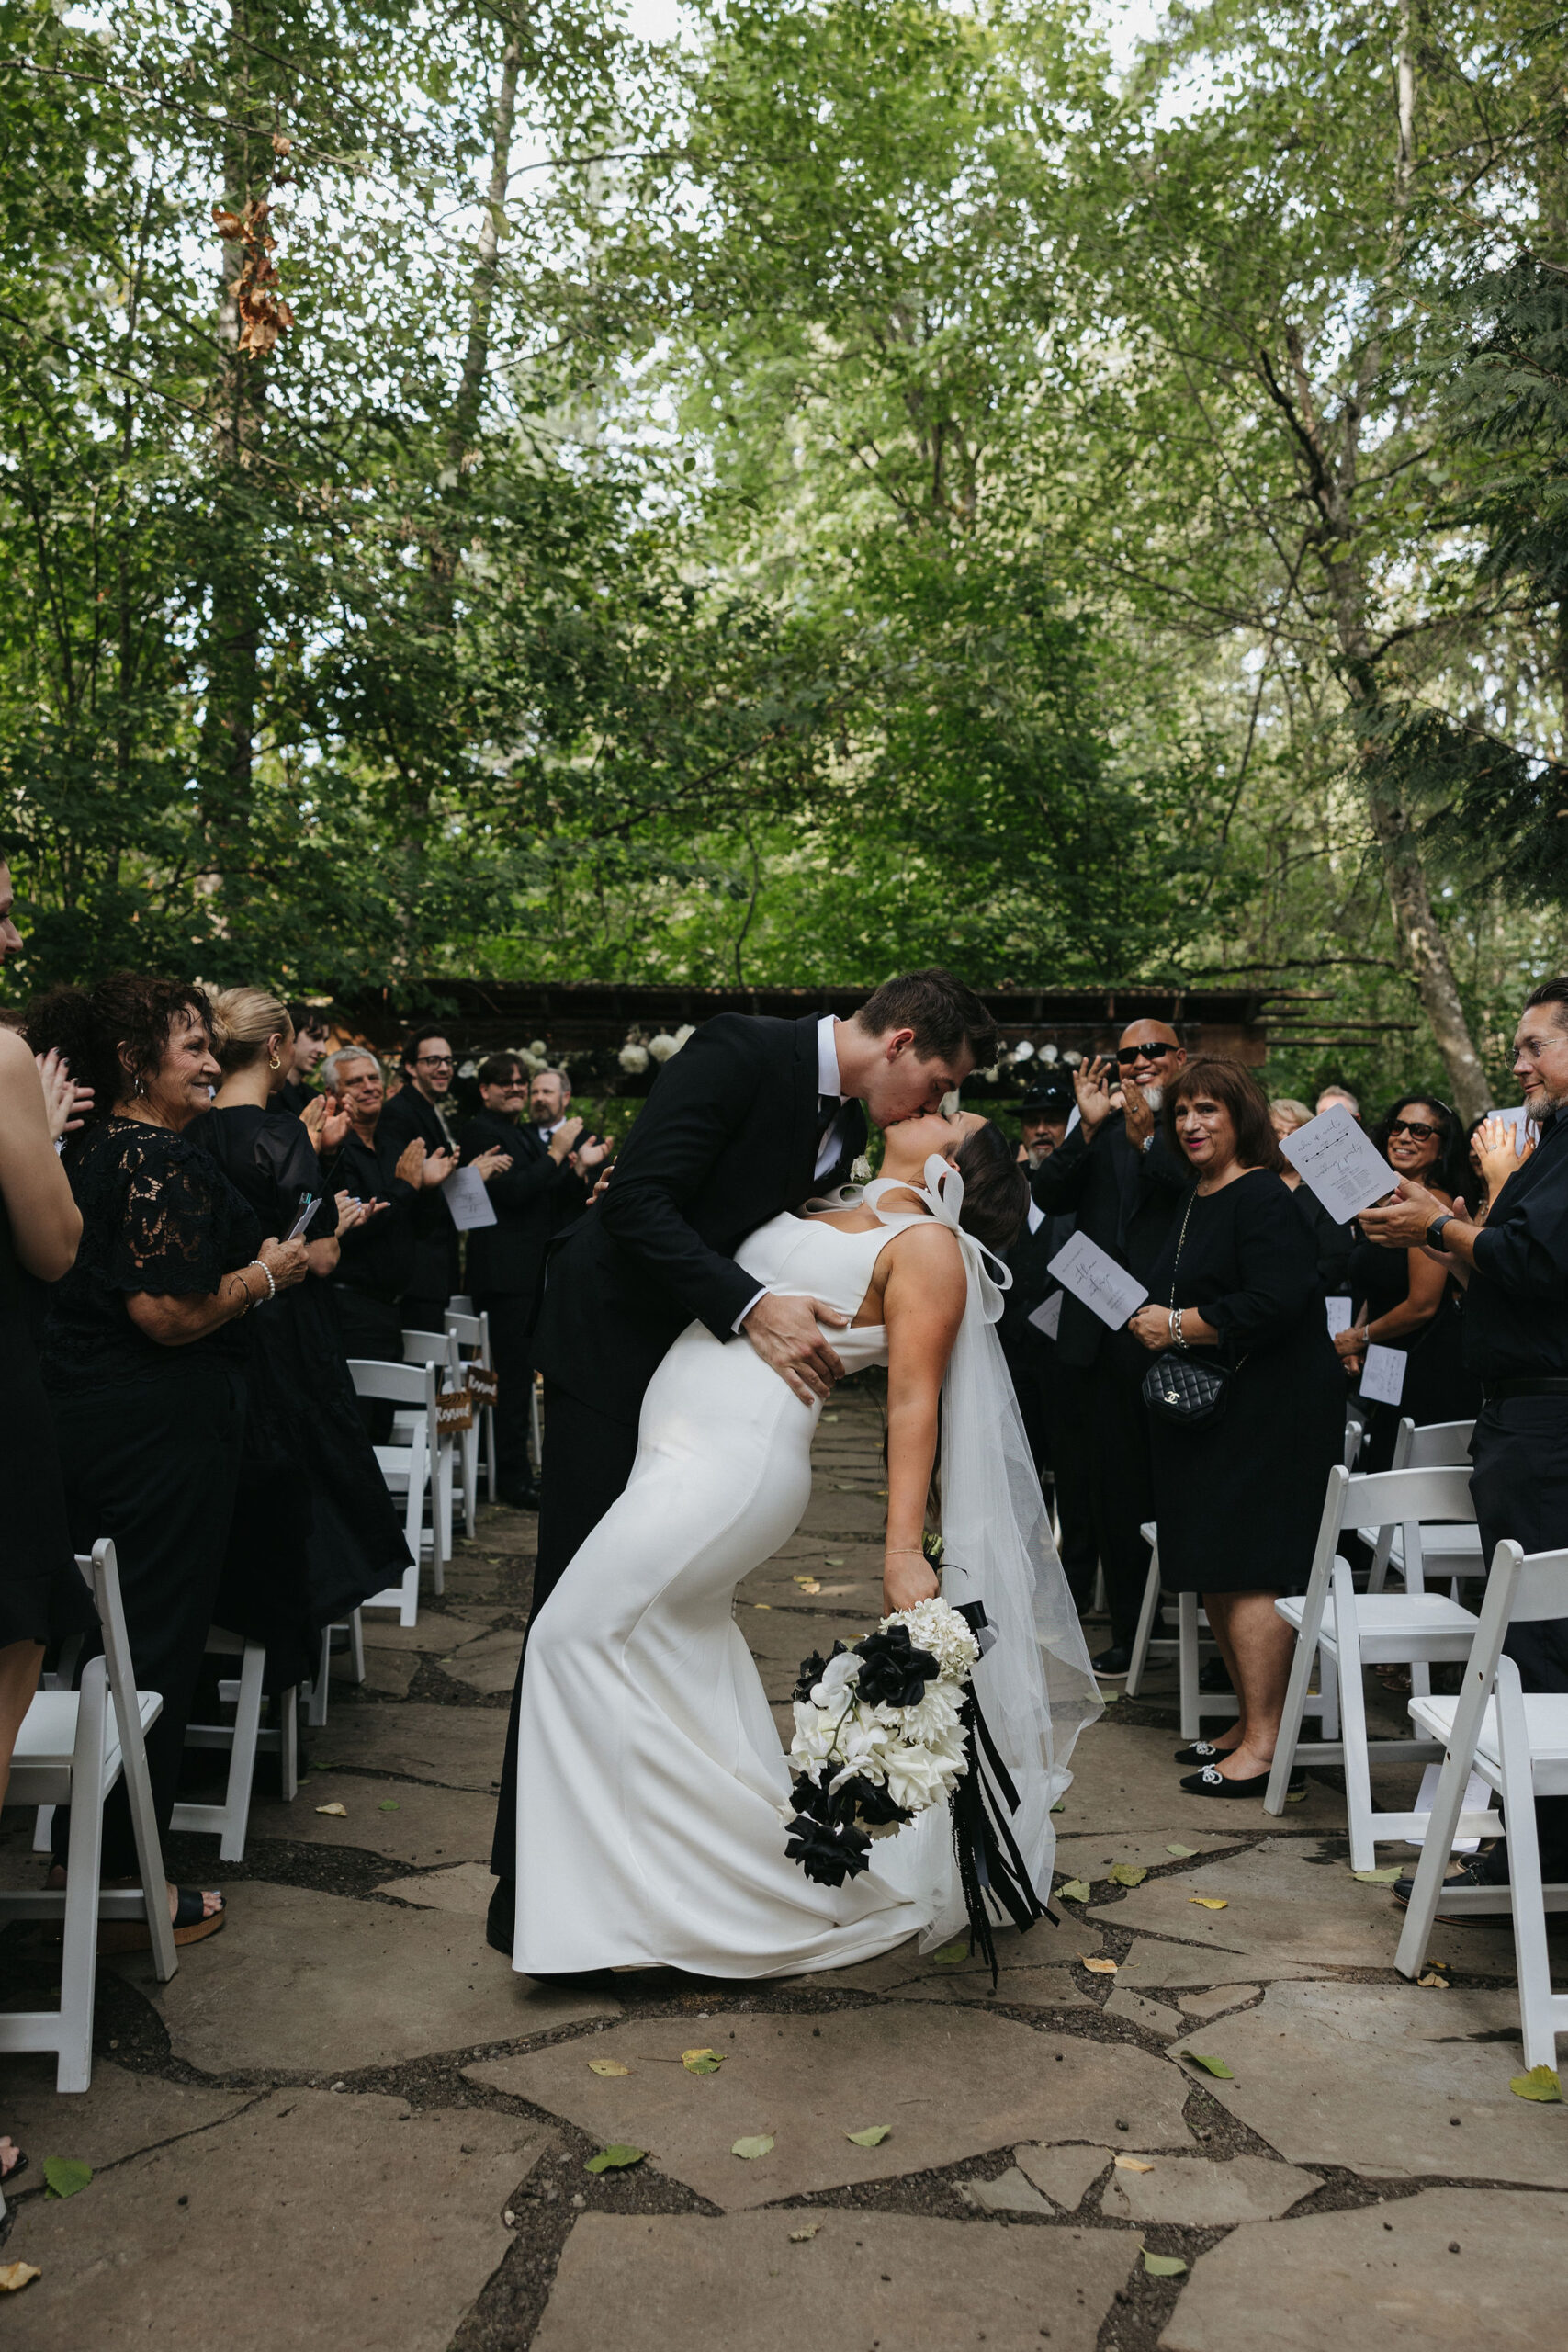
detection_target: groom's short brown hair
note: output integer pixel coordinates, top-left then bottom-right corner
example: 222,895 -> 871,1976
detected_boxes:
854,968 -> 996,1069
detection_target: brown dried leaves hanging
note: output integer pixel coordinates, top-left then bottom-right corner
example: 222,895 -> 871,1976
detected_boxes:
212,197 -> 295,358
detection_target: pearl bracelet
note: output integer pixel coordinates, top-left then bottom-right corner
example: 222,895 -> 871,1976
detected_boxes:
247,1259 -> 276,1306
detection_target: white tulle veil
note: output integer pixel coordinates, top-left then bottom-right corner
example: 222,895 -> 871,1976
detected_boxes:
856,1153 -> 1103,1949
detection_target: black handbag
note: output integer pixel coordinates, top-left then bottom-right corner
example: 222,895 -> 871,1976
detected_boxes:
1140,1186 -> 1238,1430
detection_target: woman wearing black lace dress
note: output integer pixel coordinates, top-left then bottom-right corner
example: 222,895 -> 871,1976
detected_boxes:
29,976 -> 310,1945
191,989 -> 412,1681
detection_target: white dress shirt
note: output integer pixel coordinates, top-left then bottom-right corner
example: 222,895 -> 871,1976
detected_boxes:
733,1012 -> 847,1334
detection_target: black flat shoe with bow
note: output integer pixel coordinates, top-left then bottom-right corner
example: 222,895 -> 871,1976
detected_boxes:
1179,1761 -> 1306,1799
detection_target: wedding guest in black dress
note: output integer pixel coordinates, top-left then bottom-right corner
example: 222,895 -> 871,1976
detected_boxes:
1333,1093 -> 1481,1465
1130,1057 -> 1343,1799
192,989 -> 412,1686
29,975 -> 310,1945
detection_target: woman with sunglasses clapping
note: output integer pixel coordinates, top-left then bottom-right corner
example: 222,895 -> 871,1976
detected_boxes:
1336,1092 -> 1482,1466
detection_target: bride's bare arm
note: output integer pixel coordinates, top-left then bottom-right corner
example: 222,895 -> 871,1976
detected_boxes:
880,1224 -> 967,1613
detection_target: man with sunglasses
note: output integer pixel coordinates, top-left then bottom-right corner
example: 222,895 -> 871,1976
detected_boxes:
1362,978 -> 1568,1914
1030,1019 -> 1192,1672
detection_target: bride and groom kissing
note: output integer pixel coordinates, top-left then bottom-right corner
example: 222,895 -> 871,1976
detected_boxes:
486,968 -> 1099,1977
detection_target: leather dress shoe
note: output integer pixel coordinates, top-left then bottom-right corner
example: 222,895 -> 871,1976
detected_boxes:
1092,1645 -> 1134,1679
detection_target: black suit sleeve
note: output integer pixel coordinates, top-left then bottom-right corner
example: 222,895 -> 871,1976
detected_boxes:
595,1016 -> 771,1340
1029,1124 -> 1095,1213
457,1120 -> 574,1216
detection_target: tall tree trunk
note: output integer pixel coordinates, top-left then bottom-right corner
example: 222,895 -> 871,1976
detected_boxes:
198,0 -> 273,930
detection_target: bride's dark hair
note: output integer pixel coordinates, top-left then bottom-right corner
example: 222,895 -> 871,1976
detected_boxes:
955,1119 -> 1028,1253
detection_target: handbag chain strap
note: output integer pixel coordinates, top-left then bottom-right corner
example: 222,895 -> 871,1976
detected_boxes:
1168,1182 -> 1199,1307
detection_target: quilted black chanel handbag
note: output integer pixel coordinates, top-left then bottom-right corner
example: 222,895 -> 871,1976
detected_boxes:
1139,1184 -> 1238,1429
1141,1351 -> 1232,1428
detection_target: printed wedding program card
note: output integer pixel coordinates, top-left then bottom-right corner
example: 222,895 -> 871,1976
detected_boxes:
1279,1104 -> 1398,1224
442,1164 -> 498,1231
1046,1231 -> 1148,1331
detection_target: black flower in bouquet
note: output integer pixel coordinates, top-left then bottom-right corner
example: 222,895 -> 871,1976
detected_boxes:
852,1623 -> 939,1708
784,1775 -> 872,1885
835,1773 -> 913,1832
792,1640 -> 850,1704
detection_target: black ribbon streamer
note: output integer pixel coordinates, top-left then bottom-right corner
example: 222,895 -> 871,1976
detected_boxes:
949,1602 -> 1055,1987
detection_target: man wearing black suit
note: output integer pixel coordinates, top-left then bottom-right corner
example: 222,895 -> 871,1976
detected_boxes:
1029,1020 -> 1191,1674
1000,1080 -> 1096,1606
458,1057 -> 606,1508
377,1030 -> 465,1332
485,967 -> 997,1954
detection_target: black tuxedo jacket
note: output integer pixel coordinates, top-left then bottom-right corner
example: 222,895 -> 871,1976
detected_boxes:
378,1083 -> 461,1303
532,1012 -> 867,1424
457,1110 -> 588,1301
1029,1118 -> 1189,1369
999,1204 -> 1075,1365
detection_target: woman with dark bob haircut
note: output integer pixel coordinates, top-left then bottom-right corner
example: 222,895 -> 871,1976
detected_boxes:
1334,1091 -> 1481,1465
1128,1057 -> 1343,1799
28,975 -> 310,1946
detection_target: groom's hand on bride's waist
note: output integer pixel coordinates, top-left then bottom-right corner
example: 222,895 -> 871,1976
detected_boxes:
742,1293 -> 849,1404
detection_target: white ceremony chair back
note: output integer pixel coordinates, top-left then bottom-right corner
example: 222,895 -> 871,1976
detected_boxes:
1264,1462 -> 1496,1867
1395,1539 -> 1568,2067
348,1357 -> 441,1625
445,1305 -> 493,1513
1365,1419 -> 1479,1593
172,1627 -> 299,1861
0,1540 -> 176,2091
402,1326 -> 468,1555
1125,1522 -> 1339,1743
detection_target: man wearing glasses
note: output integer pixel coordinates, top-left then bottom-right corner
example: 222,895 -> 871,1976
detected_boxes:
379,1030 -> 471,1332
1029,1019 -> 1192,1674
460,1057 -> 608,1508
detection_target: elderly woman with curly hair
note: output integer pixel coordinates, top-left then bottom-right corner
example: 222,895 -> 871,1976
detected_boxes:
29,975 -> 309,1946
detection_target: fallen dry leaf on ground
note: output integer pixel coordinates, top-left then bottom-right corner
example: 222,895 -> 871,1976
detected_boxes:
584,2144 -> 645,2173
844,2124 -> 890,2146
1083,1956 -> 1118,1974
732,2135 -> 774,2160
1190,1897 -> 1228,1910
682,2048 -> 724,2075
315,1802 -> 348,1818
588,2059 -> 630,2077
1114,2155 -> 1155,2173
0,2265 -> 40,2292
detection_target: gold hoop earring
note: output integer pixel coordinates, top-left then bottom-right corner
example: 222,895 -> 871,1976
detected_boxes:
268,1055 -> 282,1071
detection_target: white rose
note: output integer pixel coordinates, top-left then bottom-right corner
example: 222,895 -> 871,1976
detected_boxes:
883,1742 -> 949,1813
618,1042 -> 649,1074
647,1031 -> 680,1062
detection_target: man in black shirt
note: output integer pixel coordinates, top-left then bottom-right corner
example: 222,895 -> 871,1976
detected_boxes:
1030,1021 -> 1191,1672
458,1056 -> 606,1507
1361,977 -> 1568,1905
1001,1080 -> 1095,1603
314,1047 -> 430,1435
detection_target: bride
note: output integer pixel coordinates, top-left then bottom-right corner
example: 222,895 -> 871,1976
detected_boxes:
512,1109 -> 1100,1979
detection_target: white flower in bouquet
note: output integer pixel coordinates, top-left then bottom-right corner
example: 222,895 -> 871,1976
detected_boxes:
807,1650 -> 861,1707
883,1740 -> 953,1814
893,1598 -> 979,1684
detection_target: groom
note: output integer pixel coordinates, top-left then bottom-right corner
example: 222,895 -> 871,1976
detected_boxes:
486,967 -> 997,1953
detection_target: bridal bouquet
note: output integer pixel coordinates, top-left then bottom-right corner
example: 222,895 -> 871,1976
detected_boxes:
784,1598 -> 980,1887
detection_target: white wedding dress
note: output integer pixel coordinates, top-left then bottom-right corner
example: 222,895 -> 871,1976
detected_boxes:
513,1163 -> 1100,1979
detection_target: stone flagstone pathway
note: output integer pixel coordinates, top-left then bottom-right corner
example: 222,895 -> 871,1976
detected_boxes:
3,1380 -> 1567,2349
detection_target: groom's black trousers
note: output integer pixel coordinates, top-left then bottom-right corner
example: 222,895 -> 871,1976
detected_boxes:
489,1383 -> 641,1880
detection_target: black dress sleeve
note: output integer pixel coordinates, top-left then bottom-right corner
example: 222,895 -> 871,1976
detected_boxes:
258,1115 -> 325,1233
1203,1175 -> 1318,1352
99,1128 -> 245,1298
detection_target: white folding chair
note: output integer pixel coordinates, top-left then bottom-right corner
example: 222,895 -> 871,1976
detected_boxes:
1126,1521 -> 1339,1745
1264,1463 -> 1498,1868
172,1628 -> 299,1861
402,1327 -> 466,1559
445,1305 -> 493,1518
0,1540 -> 176,2091
1396,1537 -> 1568,2067
304,1610 -> 366,1729
349,1357 -> 441,1625
1344,1411 -> 1366,1471
1364,1419 -> 1478,1593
